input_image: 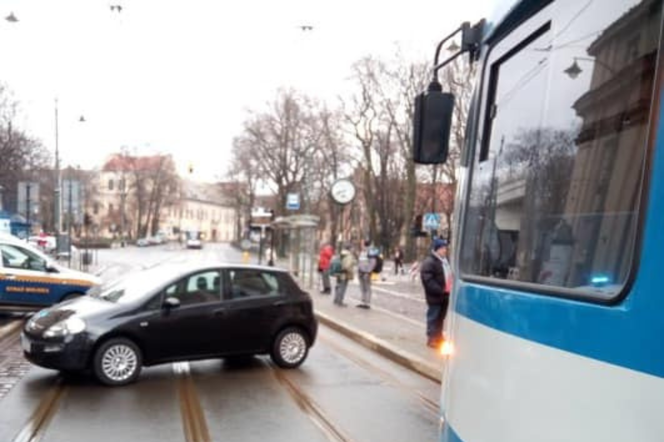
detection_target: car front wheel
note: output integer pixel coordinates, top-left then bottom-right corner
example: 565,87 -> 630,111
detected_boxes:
93,338 -> 142,386
270,327 -> 309,369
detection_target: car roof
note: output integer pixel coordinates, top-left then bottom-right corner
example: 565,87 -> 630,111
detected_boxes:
142,261 -> 289,277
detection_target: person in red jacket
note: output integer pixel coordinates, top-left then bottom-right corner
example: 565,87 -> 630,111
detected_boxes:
318,243 -> 335,294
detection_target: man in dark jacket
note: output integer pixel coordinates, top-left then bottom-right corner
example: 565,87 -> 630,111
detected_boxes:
420,238 -> 452,348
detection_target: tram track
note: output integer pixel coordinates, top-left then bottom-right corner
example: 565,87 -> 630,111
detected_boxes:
10,378 -> 67,442
319,333 -> 439,416
266,360 -> 355,442
0,319 -> 24,350
173,362 -> 211,442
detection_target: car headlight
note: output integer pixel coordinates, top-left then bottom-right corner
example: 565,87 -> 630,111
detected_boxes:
44,317 -> 86,338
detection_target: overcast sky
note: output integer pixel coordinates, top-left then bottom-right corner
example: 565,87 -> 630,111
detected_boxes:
0,0 -> 486,180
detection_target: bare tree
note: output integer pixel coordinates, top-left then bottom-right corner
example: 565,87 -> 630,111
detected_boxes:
437,58 -> 477,236
0,84 -> 50,217
223,136 -> 261,240
239,89 -> 320,217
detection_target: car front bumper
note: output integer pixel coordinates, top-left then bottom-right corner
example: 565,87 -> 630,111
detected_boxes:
21,332 -> 93,371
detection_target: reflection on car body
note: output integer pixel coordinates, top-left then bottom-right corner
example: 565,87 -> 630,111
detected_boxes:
21,262 -> 317,386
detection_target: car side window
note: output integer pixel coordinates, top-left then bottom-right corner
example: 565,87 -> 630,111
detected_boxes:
145,282 -> 180,310
0,244 -> 46,272
229,269 -> 281,299
172,270 -> 222,306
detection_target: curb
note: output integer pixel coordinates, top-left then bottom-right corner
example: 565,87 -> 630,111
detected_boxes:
0,320 -> 23,342
315,310 -> 442,383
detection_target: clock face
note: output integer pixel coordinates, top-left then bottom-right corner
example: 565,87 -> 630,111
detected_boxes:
331,179 -> 356,205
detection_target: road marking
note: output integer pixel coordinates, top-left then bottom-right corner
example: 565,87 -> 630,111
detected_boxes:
173,362 -> 211,442
11,379 -> 67,442
268,361 -> 354,442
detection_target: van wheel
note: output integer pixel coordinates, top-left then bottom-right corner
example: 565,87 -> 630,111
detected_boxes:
93,338 -> 142,386
270,327 -> 309,369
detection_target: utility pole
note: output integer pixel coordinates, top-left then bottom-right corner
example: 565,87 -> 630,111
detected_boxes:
54,99 -> 62,239
68,177 -> 73,267
26,182 -> 31,232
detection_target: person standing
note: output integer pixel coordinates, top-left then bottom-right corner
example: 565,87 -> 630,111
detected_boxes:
420,238 -> 452,348
394,247 -> 404,275
334,245 -> 356,307
356,240 -> 377,309
317,243 -> 334,294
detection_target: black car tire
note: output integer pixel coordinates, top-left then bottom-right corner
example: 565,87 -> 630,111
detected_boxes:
93,338 -> 143,386
270,327 -> 309,369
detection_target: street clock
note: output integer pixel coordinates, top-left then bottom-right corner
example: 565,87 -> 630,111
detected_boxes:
330,179 -> 356,205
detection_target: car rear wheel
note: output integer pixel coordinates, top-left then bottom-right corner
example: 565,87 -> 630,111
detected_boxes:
270,327 -> 309,369
93,338 -> 142,386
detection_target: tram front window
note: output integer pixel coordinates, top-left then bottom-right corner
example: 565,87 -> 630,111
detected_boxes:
460,0 -> 662,298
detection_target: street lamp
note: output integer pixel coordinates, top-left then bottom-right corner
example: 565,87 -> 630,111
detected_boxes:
53,101 -> 85,259
563,57 -> 616,79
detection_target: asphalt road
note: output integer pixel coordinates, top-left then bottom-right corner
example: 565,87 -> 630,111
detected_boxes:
0,243 -> 441,442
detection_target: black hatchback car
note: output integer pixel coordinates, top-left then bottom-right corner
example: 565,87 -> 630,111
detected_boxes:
21,263 -> 317,386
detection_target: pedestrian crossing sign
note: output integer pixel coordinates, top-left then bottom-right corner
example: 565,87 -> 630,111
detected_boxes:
423,213 -> 441,230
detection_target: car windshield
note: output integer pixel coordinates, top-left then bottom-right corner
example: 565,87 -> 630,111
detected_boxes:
90,269 -> 172,304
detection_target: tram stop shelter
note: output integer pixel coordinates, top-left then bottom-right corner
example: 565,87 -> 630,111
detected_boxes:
271,214 -> 320,289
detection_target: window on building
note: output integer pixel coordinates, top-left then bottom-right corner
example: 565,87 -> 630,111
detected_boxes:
109,203 -> 114,214
93,203 -> 99,215
460,0 -> 662,299
108,179 -> 114,191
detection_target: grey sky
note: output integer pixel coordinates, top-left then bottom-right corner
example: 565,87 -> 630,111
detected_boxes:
1,0 -> 486,180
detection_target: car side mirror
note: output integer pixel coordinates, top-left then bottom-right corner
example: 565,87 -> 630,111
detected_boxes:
413,82 -> 455,165
163,296 -> 181,310
45,263 -> 59,273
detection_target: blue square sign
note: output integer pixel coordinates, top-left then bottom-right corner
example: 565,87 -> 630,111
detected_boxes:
423,213 -> 441,230
286,193 -> 300,210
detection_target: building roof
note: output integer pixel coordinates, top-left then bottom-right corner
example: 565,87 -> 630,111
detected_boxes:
102,153 -> 173,172
181,180 -> 232,206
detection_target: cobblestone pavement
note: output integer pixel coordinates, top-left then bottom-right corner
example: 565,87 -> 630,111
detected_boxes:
0,326 -> 30,402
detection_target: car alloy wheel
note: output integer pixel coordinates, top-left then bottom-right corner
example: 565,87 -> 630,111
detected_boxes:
271,327 -> 309,369
93,338 -> 142,386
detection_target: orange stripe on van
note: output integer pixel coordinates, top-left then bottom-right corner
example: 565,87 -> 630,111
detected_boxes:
0,273 -> 95,287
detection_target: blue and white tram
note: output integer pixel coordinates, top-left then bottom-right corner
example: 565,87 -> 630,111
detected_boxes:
415,0 -> 664,441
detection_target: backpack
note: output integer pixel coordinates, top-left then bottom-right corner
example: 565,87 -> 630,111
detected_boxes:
329,255 -> 343,275
373,254 -> 384,273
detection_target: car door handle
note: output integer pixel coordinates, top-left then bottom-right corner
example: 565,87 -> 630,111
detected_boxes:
273,300 -> 287,307
213,308 -> 228,317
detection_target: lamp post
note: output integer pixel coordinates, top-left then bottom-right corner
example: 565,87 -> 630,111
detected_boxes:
54,100 -> 85,261
120,178 -> 127,247
54,99 -> 61,241
67,173 -> 73,267
563,57 -> 616,79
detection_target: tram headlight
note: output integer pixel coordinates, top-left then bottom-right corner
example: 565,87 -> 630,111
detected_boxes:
440,340 -> 454,356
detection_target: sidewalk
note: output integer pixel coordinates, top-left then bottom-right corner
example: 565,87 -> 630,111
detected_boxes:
312,284 -> 444,382
233,245 -> 444,382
